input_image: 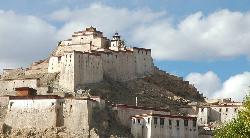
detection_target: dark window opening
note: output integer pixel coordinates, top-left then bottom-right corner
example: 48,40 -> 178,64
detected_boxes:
137,119 -> 140,124
169,120 -> 172,126
160,118 -> 164,125
154,117 -> 157,125
176,120 -> 179,127
184,120 -> 188,126
193,119 -> 197,127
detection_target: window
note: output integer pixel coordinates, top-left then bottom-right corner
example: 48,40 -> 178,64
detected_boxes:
70,105 -> 72,112
133,119 -> 135,124
176,120 -> 179,127
184,120 -> 188,126
160,118 -> 164,125
169,119 -> 172,126
234,108 -> 237,112
201,108 -> 204,112
193,119 -> 197,127
226,108 -> 228,112
219,108 -> 222,112
148,118 -> 150,123
137,119 -> 141,124
154,117 -> 157,125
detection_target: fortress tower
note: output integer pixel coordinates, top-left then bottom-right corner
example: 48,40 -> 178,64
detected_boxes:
110,32 -> 125,51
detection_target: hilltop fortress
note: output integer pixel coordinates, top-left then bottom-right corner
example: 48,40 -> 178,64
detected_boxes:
0,27 -> 153,95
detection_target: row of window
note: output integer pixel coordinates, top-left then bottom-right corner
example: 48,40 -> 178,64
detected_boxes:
133,118 -> 197,127
201,108 -> 238,112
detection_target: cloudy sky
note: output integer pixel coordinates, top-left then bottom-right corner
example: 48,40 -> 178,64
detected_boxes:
0,0 -> 250,101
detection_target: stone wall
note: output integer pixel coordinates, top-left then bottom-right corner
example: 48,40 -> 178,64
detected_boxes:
4,97 -> 64,130
0,97 -> 9,107
63,98 -> 97,133
58,51 -> 104,92
3,96 -> 99,133
74,51 -> 103,89
0,79 -> 39,96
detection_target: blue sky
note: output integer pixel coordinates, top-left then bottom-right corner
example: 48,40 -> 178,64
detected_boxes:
0,0 -> 250,100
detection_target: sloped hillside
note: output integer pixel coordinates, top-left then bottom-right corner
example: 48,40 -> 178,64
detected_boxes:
88,69 -> 204,110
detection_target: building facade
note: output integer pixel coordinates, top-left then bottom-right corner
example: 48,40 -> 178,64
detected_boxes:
112,104 -> 170,127
131,114 -> 198,138
48,27 -> 154,92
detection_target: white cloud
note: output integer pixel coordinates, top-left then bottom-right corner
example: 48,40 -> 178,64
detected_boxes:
185,71 -> 222,98
0,10 -> 57,68
185,71 -> 250,101
213,72 -> 250,101
50,3 -> 166,40
133,10 -> 250,60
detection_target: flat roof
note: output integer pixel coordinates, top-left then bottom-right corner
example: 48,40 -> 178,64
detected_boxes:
113,104 -> 170,112
9,95 -> 62,100
132,113 -> 197,120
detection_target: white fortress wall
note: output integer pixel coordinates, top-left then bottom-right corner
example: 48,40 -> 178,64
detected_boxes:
63,98 -> 97,133
0,79 -> 39,96
74,51 -> 103,89
4,97 -> 64,129
59,52 -> 75,91
133,48 -> 154,78
48,56 -> 61,73
100,51 -> 137,81
55,43 -> 91,56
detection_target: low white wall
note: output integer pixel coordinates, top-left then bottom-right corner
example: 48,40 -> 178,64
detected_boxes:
4,98 -> 64,129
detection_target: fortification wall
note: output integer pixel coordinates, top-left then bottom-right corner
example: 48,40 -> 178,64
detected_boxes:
1,69 -> 25,79
4,98 -> 64,129
48,56 -> 61,73
100,48 -> 153,82
58,51 -> 104,91
71,33 -> 107,50
55,44 -> 92,56
74,52 -> 103,89
63,98 -> 97,133
100,51 -> 136,81
25,68 -> 48,75
0,79 -> 38,96
59,52 -> 75,91
133,48 -> 153,78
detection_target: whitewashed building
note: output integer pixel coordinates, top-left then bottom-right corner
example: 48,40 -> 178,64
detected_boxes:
3,95 -> 100,132
48,27 -> 154,92
112,104 -> 170,127
131,114 -> 198,138
197,102 -> 243,126
4,95 -> 64,129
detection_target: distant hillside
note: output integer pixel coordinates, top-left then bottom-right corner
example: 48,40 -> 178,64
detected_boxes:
87,68 -> 204,110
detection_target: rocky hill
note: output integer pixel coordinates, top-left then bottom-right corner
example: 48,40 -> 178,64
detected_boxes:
87,68 -> 204,111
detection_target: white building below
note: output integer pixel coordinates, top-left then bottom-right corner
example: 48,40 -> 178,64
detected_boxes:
131,114 -> 198,138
